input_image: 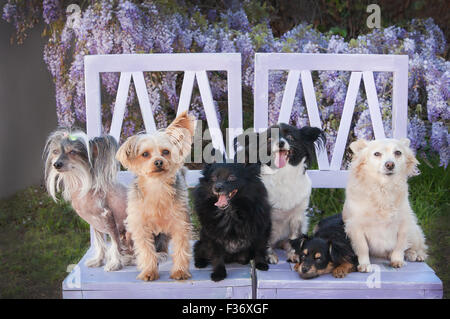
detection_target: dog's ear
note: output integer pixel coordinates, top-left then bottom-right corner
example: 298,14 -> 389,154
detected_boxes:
90,135 -> 118,159
297,126 -> 326,148
295,126 -> 326,166
401,139 -> 420,177
290,235 -> 308,252
116,135 -> 140,169
328,240 -> 353,265
349,139 -> 368,154
399,138 -> 411,148
166,111 -> 196,139
166,111 -> 196,161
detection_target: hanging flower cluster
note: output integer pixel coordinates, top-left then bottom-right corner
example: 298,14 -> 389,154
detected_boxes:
3,1 -> 449,167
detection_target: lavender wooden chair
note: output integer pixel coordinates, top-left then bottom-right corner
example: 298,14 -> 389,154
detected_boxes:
63,53 -> 251,299
253,53 -> 443,299
63,52 -> 442,299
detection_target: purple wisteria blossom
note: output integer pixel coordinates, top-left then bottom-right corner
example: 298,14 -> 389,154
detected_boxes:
2,2 -> 449,166
42,0 -> 61,25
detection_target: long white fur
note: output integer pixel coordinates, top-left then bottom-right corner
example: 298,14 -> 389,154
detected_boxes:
261,141 -> 310,264
343,138 -> 428,272
43,129 -> 130,272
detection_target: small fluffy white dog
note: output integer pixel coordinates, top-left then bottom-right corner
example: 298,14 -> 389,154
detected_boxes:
343,138 -> 427,272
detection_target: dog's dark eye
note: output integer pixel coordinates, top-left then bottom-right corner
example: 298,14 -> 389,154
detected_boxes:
142,151 -> 149,158
228,175 -> 236,182
162,149 -> 170,156
69,150 -> 76,155
52,150 -> 59,155
286,134 -> 293,140
394,150 -> 402,156
374,152 -> 381,157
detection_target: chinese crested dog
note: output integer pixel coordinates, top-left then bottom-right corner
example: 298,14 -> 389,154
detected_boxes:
343,138 -> 427,272
116,111 -> 195,281
44,129 -> 132,271
193,160 -> 272,281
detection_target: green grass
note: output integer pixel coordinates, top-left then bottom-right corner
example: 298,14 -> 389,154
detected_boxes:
0,157 -> 447,298
0,187 -> 90,298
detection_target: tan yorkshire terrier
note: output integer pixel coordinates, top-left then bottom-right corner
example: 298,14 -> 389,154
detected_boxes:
116,111 -> 196,281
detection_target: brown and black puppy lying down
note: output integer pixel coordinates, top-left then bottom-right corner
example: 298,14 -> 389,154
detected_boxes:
290,214 -> 358,279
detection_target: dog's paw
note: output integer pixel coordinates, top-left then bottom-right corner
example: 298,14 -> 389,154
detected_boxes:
104,261 -> 123,272
357,264 -> 373,273
85,257 -> 104,268
255,262 -> 269,271
406,249 -> 427,262
267,253 -> 279,264
170,269 -> 191,280
194,258 -> 209,268
286,250 -> 300,263
390,260 -> 405,268
404,249 -> 417,262
211,269 -> 227,282
293,263 -> 301,272
332,267 -> 348,278
415,251 -> 427,262
137,270 -> 159,281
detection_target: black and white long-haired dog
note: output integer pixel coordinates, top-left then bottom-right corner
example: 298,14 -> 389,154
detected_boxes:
193,157 -> 272,282
234,123 -> 326,264
44,129 -> 132,271
290,213 -> 358,279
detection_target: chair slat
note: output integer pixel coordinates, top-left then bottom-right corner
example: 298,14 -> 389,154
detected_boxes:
392,56 -> 409,138
301,70 -> 330,170
196,70 -> 226,154
278,70 -> 300,124
177,71 -> 196,116
226,67 -> 243,158
132,72 -> 157,133
330,72 -> 362,170
254,54 -> 269,132
363,71 -> 385,139
110,72 -> 132,141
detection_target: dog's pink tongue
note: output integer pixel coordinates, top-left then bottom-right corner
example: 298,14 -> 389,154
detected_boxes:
215,194 -> 228,208
275,151 -> 288,168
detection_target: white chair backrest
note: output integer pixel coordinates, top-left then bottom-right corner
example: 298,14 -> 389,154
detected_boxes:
84,53 -> 243,246
253,53 -> 408,188
84,53 -> 243,158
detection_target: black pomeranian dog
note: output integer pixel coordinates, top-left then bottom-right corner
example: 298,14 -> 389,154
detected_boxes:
290,213 -> 358,279
193,162 -> 272,282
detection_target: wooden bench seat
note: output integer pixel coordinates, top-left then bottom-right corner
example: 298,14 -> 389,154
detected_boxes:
256,250 -> 443,299
63,243 -> 253,299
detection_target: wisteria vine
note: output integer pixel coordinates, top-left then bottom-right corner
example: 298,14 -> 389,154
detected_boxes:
3,0 -> 449,167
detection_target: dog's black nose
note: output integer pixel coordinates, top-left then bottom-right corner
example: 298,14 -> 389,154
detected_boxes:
53,161 -> 63,169
278,140 -> 285,148
301,265 -> 309,273
385,161 -> 395,170
154,160 -> 163,167
214,183 -> 224,193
